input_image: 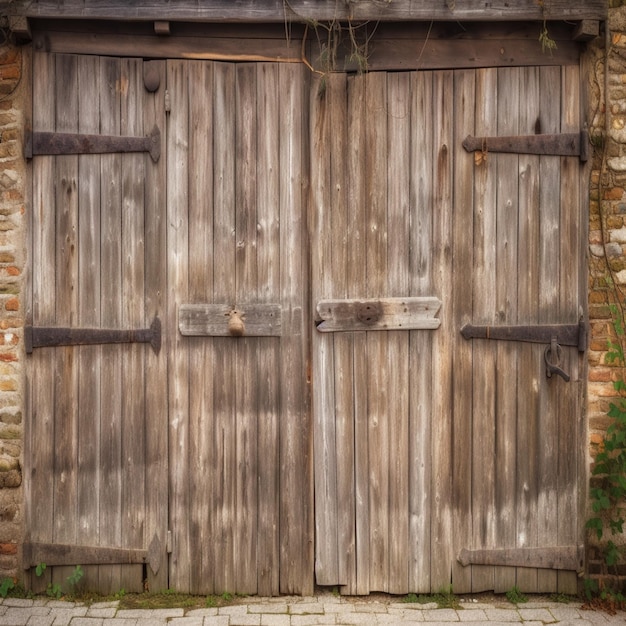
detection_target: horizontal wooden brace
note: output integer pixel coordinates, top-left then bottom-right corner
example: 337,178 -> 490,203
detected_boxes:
11,0 -> 607,22
463,130 -> 589,162
25,316 -> 161,354
25,125 -> 161,162
316,297 -> 441,332
458,546 -> 584,572
179,304 -> 282,337
460,320 -> 587,352
23,534 -> 162,575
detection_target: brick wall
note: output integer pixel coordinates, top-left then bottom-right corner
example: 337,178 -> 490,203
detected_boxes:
588,8 -> 626,460
0,39 -> 26,581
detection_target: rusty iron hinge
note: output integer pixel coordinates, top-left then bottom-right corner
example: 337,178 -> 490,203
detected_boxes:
463,129 -> 589,162
460,320 -> 587,352
25,125 -> 161,162
25,316 -> 161,355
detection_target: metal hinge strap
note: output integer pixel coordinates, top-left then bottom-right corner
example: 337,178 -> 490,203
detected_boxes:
25,316 -> 161,355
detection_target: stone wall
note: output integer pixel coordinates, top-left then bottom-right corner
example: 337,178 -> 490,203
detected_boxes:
0,38 -> 26,581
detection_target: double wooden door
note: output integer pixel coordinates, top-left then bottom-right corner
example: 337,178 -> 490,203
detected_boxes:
26,53 -> 586,596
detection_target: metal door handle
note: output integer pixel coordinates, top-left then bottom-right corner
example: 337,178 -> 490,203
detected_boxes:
544,337 -> 570,382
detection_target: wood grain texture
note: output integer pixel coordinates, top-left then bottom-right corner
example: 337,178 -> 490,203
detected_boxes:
17,0 -> 607,21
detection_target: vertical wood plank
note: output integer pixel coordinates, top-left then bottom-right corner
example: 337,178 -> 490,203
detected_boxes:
256,62 -> 280,597
365,72 -> 389,593
53,53 -> 80,591
557,64 -> 580,595
327,72 -> 357,595
234,63 -> 259,594
167,59 -> 191,591
311,73 -> 340,587
120,58 -> 146,593
98,56 -> 123,594
471,67 -> 498,593
409,70 -> 433,593
212,61 -> 237,593
187,60 -> 214,595
386,72 -> 410,595
536,65 -> 561,593
143,58 -> 169,593
76,54 -> 101,592
279,63 -> 312,595
450,69 -> 474,595
346,74 -> 370,596
516,65 -> 541,594
28,51 -> 56,594
493,66 -> 519,594
430,70 -> 454,592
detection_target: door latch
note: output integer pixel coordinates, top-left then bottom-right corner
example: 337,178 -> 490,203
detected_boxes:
544,337 -> 570,382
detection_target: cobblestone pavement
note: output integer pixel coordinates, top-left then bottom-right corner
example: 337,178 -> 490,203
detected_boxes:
1,594 -> 625,626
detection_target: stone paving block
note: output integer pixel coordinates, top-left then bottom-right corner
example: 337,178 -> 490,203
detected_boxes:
101,620 -> 142,626
248,604 -> 289,614
288,603 -> 325,615
322,604 -> 354,614
351,602 -> 388,614
483,608 -> 522,622
0,608 -> 30,625
70,619 -> 105,625
116,609 -> 185,619
2,597 -> 35,607
27,616 -> 54,626
518,607 -> 556,622
168,617 -> 205,625
549,606 -> 586,621
186,608 -> 220,617
422,609 -> 460,622
89,602 -> 119,610
219,605 -> 249,615
260,614 -> 291,626
85,608 -> 117,618
291,616 -> 338,626
378,611 -> 425,622
229,614 -> 262,626
201,617 -> 230,626
457,609 -> 488,621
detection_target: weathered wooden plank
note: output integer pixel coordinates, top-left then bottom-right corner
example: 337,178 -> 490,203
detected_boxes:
557,63 -> 581,596
166,59 -> 191,592
408,69 -> 433,594
32,31 -> 582,71
347,74 -> 369,597
120,57 -> 147,594
234,62 -> 259,595
142,56 -> 169,594
365,72 -> 389,593
316,298 -> 441,332
450,68 -> 475,595
386,72 -> 411,595
430,69 -> 454,592
23,543 -> 152,569
493,66 -> 520,594
186,59 -> 214,595
212,62 -> 237,594
52,52 -> 80,594
76,54 -> 101,593
98,55 -> 123,594
311,71 -> 340,587
256,63 -> 280,597
470,66 -> 498,594
179,303 -> 282,337
458,546 -> 584,571
515,65 -> 541,594
537,65 -> 561,593
28,50 -> 56,595
16,0 -> 607,22
278,62 -> 313,595
326,71 -> 355,595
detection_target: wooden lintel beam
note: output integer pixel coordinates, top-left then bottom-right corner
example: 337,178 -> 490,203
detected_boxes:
8,0 -> 607,23
154,20 -> 170,35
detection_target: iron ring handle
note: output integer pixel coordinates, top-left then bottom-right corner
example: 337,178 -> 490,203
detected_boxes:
544,339 -> 570,382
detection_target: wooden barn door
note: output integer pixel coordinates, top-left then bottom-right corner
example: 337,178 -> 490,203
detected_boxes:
165,60 -> 312,595
311,66 -> 586,595
26,53 -> 168,593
